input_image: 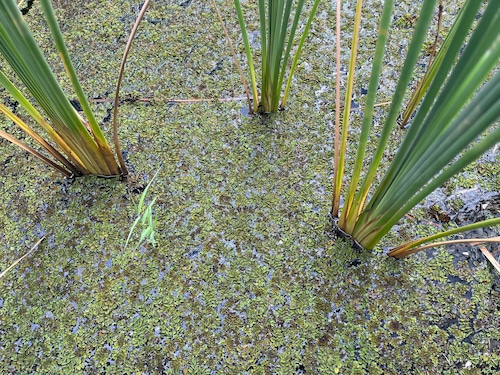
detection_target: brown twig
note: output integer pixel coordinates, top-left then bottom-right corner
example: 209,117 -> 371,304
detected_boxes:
428,0 -> 444,63
389,237 -> 500,258
477,244 -> 500,273
113,0 -> 153,178
0,237 -> 45,279
94,96 -> 248,104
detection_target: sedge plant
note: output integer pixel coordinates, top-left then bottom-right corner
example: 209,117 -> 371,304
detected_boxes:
0,0 -> 151,178
231,0 -> 321,113
331,0 -> 500,257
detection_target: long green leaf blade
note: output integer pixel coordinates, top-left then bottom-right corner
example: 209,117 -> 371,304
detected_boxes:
0,0 -> 119,175
340,0 -> 395,232
350,0 -> 438,216
234,0 -> 260,112
354,71 -> 500,247
40,0 -> 120,175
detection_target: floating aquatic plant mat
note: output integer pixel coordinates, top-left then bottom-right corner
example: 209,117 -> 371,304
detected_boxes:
0,0 -> 499,373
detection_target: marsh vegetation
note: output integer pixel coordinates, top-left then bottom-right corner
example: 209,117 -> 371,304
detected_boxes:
0,0 -> 499,373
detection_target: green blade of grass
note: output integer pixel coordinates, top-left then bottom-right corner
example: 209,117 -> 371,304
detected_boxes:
261,0 -> 285,112
330,0 -> 342,217
400,0 -> 470,127
342,0 -> 483,234
341,0 -> 438,228
0,0 -> 119,175
234,0 -> 318,113
125,169 -> 160,250
0,69 -> 83,174
355,1 -> 500,239
280,0 -> 320,109
235,0 -> 260,113
339,0 -> 395,232
0,9 -> 97,161
362,123 -> 500,249
137,169 -> 160,214
268,0 -> 294,112
258,0 -> 267,111
124,216 -> 141,251
39,0 -> 119,176
353,71 -> 500,248
0,102 -> 78,176
374,0 -> 493,199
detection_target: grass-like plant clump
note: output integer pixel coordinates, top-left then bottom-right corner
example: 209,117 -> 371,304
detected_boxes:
0,0 -> 122,177
231,0 -> 320,113
0,1 -> 499,373
0,0 -> 152,178
330,0 -> 500,256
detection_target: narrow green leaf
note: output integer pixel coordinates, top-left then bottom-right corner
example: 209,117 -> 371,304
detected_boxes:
281,0 -> 320,109
400,0 -> 472,127
0,0 -> 120,175
339,0 -> 395,232
40,0 -> 120,176
388,218 -> 500,258
235,0 -> 260,112
351,0 -> 438,218
354,73 -> 500,248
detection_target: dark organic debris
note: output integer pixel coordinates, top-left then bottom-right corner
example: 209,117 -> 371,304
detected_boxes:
20,0 -> 35,15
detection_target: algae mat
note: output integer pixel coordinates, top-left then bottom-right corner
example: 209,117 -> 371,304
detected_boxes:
0,0 -> 499,373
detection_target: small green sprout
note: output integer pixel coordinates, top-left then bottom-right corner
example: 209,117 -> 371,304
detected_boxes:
125,169 -> 160,251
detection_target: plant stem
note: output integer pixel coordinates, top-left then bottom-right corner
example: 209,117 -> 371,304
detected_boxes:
330,0 -> 343,218
113,0 -> 154,177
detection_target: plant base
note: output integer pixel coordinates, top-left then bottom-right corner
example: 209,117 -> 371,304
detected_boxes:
328,212 -> 365,253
